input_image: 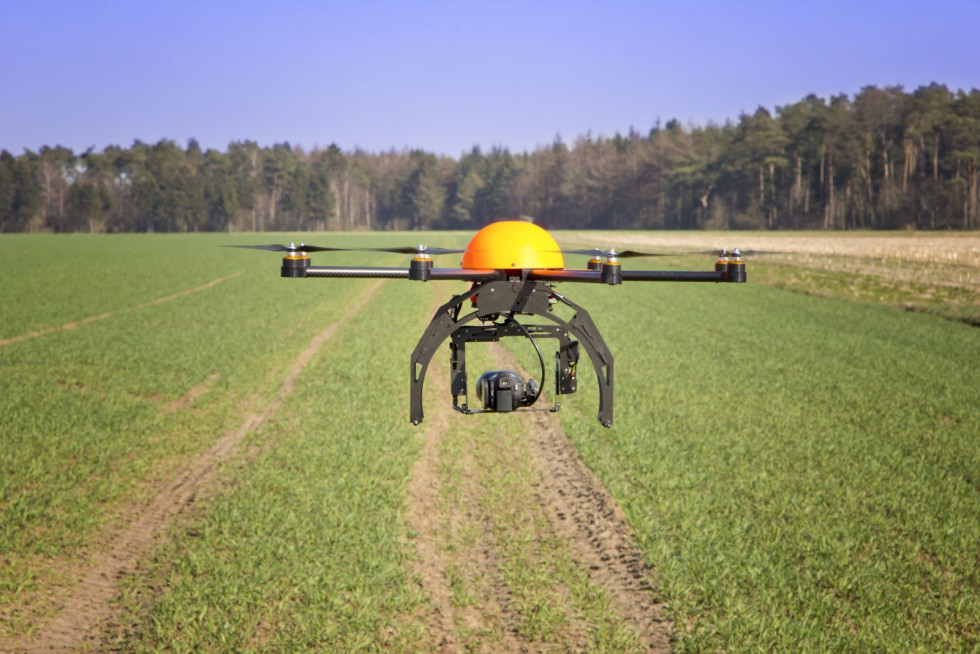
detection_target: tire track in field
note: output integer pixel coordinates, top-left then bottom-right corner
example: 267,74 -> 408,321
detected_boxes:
493,343 -> 673,651
160,371 -> 221,415
3,280 -> 384,654
0,271 -> 244,347
405,296 -> 671,651
405,285 -> 524,653
405,288 -> 463,652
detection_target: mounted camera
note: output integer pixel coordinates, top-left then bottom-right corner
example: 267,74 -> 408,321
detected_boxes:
475,370 -> 539,412
443,311 -> 572,418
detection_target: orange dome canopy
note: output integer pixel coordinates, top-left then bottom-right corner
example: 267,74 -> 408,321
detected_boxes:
461,221 -> 564,270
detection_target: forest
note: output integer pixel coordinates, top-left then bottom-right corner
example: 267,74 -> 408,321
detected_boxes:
1,83 -> 978,233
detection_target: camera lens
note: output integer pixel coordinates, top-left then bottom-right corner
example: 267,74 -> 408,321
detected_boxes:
476,370 -> 525,412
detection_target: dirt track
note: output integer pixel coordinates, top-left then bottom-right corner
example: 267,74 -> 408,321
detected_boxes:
497,344 -> 670,651
406,285 -> 670,651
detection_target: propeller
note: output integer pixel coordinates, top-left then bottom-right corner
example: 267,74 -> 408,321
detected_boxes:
560,247 -> 682,259
224,243 -> 466,255
729,249 -> 785,256
562,247 -> 786,258
366,245 -> 468,256
684,248 -> 786,256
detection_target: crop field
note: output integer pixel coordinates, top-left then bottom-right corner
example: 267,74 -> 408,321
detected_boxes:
1,230 -> 978,652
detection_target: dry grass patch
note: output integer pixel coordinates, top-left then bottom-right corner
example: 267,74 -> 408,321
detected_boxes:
561,230 -> 980,324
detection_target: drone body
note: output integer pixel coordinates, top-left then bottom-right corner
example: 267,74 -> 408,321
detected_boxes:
230,221 -> 747,427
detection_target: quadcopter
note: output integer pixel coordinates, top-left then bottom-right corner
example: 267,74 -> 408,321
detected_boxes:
228,221 -> 746,427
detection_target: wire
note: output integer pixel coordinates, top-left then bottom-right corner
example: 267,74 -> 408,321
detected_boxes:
505,313 -> 545,407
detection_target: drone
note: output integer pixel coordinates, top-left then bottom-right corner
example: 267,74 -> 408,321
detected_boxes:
228,221 -> 746,427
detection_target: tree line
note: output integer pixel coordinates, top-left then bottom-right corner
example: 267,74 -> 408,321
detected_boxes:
2,83 -> 978,234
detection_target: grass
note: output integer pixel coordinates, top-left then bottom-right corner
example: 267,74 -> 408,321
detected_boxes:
1,230 -> 978,651
0,233 -> 408,637
112,277 -> 432,651
0,234 -> 241,338
751,255 -> 980,326
558,263 -> 980,652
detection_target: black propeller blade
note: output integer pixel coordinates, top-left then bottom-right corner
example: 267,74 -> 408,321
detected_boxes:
563,247 -> 787,258
561,247 -> 683,258
224,243 -> 466,255
360,245 -> 467,255
732,249 -> 785,256
684,248 -> 786,256
224,243 -> 348,253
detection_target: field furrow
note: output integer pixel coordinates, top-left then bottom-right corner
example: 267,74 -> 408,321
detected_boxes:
495,343 -> 671,650
0,271 -> 244,348
404,287 -> 480,652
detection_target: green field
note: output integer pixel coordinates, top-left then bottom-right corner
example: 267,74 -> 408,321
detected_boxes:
1,232 -> 978,652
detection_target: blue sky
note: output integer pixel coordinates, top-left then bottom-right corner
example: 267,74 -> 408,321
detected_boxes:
2,0 -> 978,157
